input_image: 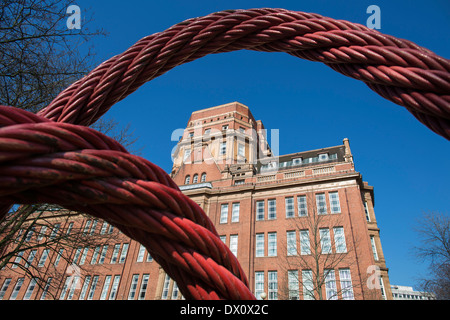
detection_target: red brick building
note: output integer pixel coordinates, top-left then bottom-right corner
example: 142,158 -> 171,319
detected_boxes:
0,102 -> 392,300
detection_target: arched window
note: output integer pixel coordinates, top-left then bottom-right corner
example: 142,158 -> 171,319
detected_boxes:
184,175 -> 190,184
201,173 -> 207,182
193,174 -> 198,184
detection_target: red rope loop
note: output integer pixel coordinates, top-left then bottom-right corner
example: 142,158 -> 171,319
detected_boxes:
1,8 -> 449,300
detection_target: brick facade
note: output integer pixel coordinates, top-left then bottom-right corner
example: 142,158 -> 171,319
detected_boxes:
0,102 -> 392,300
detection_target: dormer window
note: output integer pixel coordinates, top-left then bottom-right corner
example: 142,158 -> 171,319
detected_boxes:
293,158 -> 302,165
319,153 -> 329,161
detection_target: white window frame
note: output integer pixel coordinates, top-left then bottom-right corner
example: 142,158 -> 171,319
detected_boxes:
286,231 -> 297,256
220,204 -> 228,224
256,200 -> 265,221
333,227 -> 347,253
297,195 -> 308,217
268,232 -> 277,257
255,233 -> 264,257
285,197 -> 294,218
316,193 -> 327,215
329,191 -> 341,214
231,203 -> 240,222
320,228 -> 332,254
300,230 -> 311,255
268,199 -> 276,220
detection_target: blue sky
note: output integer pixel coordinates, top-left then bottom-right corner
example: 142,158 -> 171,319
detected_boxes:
74,0 -> 449,290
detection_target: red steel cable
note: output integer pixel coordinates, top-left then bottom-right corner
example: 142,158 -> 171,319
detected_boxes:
0,8 -> 449,300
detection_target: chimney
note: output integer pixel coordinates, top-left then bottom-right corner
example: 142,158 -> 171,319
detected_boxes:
343,138 -> 353,163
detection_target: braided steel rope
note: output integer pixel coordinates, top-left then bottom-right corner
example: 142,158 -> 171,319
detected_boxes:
1,8 -> 449,300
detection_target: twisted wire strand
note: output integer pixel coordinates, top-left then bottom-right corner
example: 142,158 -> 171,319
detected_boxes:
1,8 -> 449,300
37,8 -> 450,139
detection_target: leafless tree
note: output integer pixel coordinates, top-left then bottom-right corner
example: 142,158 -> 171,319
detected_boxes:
413,212 -> 450,300
0,1 -> 142,298
0,0 -> 105,112
277,192 -> 365,300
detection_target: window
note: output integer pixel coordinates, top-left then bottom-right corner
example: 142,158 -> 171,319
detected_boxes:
192,174 -> 198,184
370,236 -> 379,260
38,249 -> 49,267
288,271 -> 299,300
286,231 -> 297,256
364,202 -> 371,221
66,222 -> 74,234
0,278 -> 12,300
40,278 -> 52,300
201,172 -> 207,182
231,203 -> 240,222
67,275 -> 80,300
119,243 -> 129,263
23,278 -> 37,300
137,244 -> 146,262
109,275 -> 121,300
12,251 -> 23,268
79,247 -> 89,265
83,220 -> 91,234
325,269 -> 337,300
220,235 -> 226,243
285,197 -> 294,218
138,274 -> 150,300
10,278 -> 24,300
37,226 -> 47,241
91,246 -> 101,264
54,249 -> 63,267
188,132 -> 194,138
25,226 -> 35,242
222,125 -> 229,130
79,276 -> 91,300
172,282 -> 179,300
184,175 -> 190,185
220,142 -> 227,155
183,149 -> 191,162
256,201 -> 265,221
329,192 -> 341,213
89,220 -> 98,235
99,246 -> 108,264
220,204 -> 228,224
230,235 -> 238,257
255,272 -> 264,300
316,193 -> 327,215
319,153 -> 329,161
100,276 -> 112,300
333,227 -> 347,253
161,274 -> 171,300
256,233 -> 264,257
268,199 -> 276,220
320,229 -> 332,254
110,244 -> 120,264
87,276 -> 99,300
339,269 -> 354,300
300,230 -> 311,255
268,271 -> 278,300
238,143 -> 245,157
72,248 -> 82,265
268,232 -> 277,256
49,223 -> 60,239
293,158 -> 302,165
25,250 -> 36,268
59,277 -> 70,300
302,270 -> 314,300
